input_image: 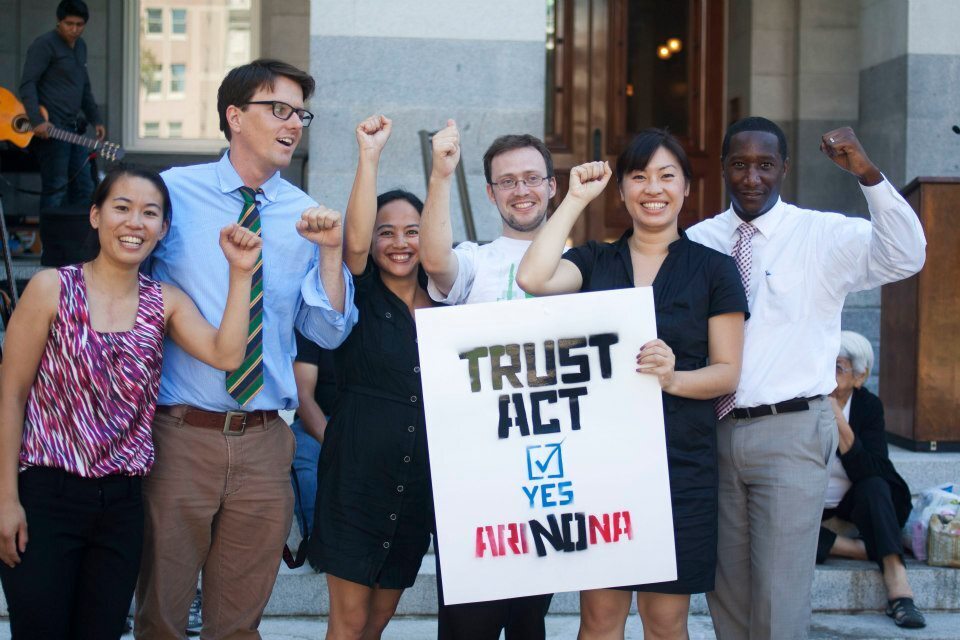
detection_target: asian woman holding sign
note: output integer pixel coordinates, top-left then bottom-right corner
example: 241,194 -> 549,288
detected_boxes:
516,129 -> 747,640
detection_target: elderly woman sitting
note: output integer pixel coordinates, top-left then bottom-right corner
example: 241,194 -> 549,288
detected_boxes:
818,331 -> 925,629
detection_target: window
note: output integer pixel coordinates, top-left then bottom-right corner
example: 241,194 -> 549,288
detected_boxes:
170,64 -> 186,94
143,63 -> 162,96
146,8 -> 163,34
171,9 -> 187,35
125,1 -> 260,151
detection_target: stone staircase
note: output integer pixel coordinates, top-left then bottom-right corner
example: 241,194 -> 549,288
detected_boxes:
263,446 -> 960,617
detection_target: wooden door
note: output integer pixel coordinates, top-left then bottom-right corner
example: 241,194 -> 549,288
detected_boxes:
546,0 -> 726,243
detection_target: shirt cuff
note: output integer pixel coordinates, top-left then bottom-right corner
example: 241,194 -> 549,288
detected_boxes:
859,174 -> 901,208
298,262 -> 358,348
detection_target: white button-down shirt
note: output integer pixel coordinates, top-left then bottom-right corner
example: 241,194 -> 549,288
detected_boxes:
687,178 -> 926,408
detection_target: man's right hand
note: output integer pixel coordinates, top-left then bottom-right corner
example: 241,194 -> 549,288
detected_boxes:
0,500 -> 28,568
32,122 -> 52,140
430,119 -> 460,181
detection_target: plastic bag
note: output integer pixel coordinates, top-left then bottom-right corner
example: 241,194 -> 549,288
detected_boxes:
901,483 -> 959,561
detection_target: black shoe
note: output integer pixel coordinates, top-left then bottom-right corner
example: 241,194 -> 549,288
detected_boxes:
886,597 -> 926,629
186,588 -> 202,636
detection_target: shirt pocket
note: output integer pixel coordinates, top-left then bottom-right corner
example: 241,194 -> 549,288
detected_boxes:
761,270 -> 806,323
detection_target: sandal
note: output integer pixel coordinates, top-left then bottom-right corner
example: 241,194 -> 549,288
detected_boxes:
885,597 -> 926,629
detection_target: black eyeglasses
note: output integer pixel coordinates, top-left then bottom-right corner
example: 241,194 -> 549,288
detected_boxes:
244,101 -> 314,127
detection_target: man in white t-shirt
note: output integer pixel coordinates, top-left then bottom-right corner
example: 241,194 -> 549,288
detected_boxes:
420,121 -> 556,639
422,121 -> 557,306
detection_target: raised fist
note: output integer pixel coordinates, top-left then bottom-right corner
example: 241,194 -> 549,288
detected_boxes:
567,161 -> 612,204
430,119 -> 460,180
219,223 -> 263,274
820,127 -> 882,186
296,206 -> 343,249
356,114 -> 392,155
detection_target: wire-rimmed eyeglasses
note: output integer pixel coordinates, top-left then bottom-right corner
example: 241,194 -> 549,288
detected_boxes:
490,175 -> 550,191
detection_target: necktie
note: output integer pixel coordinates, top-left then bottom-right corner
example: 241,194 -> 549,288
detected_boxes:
225,186 -> 264,405
715,222 -> 757,420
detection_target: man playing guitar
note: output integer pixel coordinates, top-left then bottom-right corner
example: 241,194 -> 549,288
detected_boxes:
19,0 -> 104,211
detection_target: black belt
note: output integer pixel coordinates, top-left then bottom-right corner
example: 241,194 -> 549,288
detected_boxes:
731,396 -> 822,420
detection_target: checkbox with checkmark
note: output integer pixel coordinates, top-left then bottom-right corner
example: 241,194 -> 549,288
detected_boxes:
526,442 -> 564,480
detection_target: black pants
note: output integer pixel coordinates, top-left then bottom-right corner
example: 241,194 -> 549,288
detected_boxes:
817,475 -> 903,570
0,467 -> 143,639
434,537 -> 553,640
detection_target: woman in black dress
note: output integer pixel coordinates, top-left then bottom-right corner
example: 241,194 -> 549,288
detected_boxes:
309,115 -> 435,639
517,129 -> 747,640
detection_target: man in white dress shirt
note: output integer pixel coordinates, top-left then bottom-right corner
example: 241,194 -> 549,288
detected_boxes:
686,117 -> 926,640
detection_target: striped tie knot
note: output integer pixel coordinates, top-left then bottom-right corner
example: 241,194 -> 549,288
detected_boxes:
226,185 -> 266,406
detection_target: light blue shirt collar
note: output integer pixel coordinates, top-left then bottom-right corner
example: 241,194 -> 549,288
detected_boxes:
215,151 -> 282,203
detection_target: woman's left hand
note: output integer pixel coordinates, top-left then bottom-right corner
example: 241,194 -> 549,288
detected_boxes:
636,339 -> 676,391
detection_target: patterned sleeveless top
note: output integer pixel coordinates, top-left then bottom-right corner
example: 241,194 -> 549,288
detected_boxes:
21,265 -> 166,477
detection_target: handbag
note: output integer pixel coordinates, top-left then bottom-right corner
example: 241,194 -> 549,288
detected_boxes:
927,510 -> 960,568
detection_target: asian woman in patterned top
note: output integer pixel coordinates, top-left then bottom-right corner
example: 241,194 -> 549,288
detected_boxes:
0,166 -> 261,639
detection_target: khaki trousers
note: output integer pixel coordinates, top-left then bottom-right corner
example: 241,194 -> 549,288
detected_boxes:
707,397 -> 838,640
134,411 -> 295,640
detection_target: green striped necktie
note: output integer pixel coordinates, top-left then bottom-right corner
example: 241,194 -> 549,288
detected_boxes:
226,185 -> 265,405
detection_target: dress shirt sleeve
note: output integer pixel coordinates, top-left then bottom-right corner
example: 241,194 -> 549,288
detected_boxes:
821,178 -> 926,297
19,38 -> 52,126
296,258 -> 358,349
427,242 -> 478,304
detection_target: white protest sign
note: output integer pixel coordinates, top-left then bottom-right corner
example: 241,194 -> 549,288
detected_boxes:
416,287 -> 676,605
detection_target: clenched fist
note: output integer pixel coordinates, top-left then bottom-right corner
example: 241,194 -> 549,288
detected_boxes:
296,206 -> 343,248
219,223 -> 263,274
820,127 -> 882,186
357,114 -> 392,155
430,119 -> 460,181
566,161 -> 612,204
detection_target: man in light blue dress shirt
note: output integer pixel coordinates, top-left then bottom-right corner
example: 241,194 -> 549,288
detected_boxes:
134,59 -> 357,640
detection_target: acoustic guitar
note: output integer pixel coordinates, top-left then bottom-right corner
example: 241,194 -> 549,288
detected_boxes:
0,86 -> 124,162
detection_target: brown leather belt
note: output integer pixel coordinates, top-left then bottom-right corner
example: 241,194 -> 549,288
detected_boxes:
157,405 -> 280,436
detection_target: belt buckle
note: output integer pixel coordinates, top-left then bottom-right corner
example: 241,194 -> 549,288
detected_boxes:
223,411 -> 247,436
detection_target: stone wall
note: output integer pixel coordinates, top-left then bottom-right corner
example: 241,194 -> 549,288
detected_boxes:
307,0 -> 546,241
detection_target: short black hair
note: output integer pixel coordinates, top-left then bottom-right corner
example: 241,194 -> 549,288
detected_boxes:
616,128 -> 693,185
377,189 -> 424,214
482,134 -> 554,184
57,0 -> 89,21
92,165 -> 172,223
722,117 -> 789,160
217,59 -> 316,141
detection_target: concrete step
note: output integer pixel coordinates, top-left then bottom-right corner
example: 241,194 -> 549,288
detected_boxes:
91,612 -> 960,639
264,554 -> 960,617
889,446 -> 959,496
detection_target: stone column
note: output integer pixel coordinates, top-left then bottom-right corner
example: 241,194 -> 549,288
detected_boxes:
859,0 -> 960,187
